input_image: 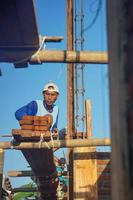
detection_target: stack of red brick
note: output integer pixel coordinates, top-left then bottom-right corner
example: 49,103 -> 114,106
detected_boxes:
19,115 -> 53,131
12,115 -> 59,141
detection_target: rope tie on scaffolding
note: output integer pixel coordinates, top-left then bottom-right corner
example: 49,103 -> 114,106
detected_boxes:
31,35 -> 46,64
39,133 -> 50,149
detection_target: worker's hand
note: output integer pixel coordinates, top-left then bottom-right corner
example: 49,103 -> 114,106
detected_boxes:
59,128 -> 66,140
53,128 -> 58,133
45,114 -> 53,125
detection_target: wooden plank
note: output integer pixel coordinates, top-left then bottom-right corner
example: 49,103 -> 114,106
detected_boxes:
86,99 -> 92,138
22,149 -> 58,199
43,36 -> 63,43
12,129 -> 51,137
22,149 -> 56,176
73,147 -> 98,200
12,129 -> 58,141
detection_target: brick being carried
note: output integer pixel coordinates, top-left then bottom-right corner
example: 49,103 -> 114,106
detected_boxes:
33,115 -> 53,125
21,125 -> 34,130
22,115 -> 34,121
20,124 -> 51,131
19,115 -> 53,131
12,115 -> 59,141
19,119 -> 33,125
34,125 -> 50,131
33,120 -> 49,126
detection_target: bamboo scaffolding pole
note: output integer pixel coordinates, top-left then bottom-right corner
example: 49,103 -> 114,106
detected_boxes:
8,170 -> 34,177
30,50 -> 108,64
67,0 -> 74,140
13,187 -> 37,193
66,2 -> 74,200
0,138 -> 111,150
8,170 -> 64,177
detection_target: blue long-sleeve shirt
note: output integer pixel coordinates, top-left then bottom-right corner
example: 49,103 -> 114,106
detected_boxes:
15,101 -> 37,121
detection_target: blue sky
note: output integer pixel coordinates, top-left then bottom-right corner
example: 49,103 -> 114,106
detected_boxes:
0,0 -> 110,187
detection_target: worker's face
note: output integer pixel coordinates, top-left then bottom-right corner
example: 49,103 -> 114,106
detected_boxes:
61,163 -> 65,169
43,91 -> 58,105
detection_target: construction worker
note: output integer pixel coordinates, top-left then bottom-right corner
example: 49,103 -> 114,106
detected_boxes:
57,157 -> 68,198
2,177 -> 13,200
15,81 -> 59,132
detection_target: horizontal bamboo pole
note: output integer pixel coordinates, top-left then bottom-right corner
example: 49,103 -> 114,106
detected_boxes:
30,50 -> 108,64
8,170 -> 33,177
1,135 -> 12,137
13,187 -> 37,193
0,138 -> 111,150
8,170 -> 67,178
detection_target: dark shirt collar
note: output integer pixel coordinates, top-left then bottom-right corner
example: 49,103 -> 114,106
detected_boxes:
43,100 -> 53,113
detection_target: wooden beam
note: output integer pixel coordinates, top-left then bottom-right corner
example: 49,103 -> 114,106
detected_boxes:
12,129 -> 58,141
86,99 -> 92,138
30,50 -> 108,64
74,100 -> 97,200
44,36 -> 63,43
73,147 -> 98,200
0,138 -> 111,150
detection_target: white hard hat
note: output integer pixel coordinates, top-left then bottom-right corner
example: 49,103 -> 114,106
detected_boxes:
43,82 -> 59,94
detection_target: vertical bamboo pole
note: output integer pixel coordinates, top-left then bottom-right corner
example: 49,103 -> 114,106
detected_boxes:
67,0 -> 74,139
0,149 -> 4,200
67,1 -> 74,199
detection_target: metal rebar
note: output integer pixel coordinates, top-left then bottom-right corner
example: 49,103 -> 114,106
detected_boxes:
81,0 -> 86,135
